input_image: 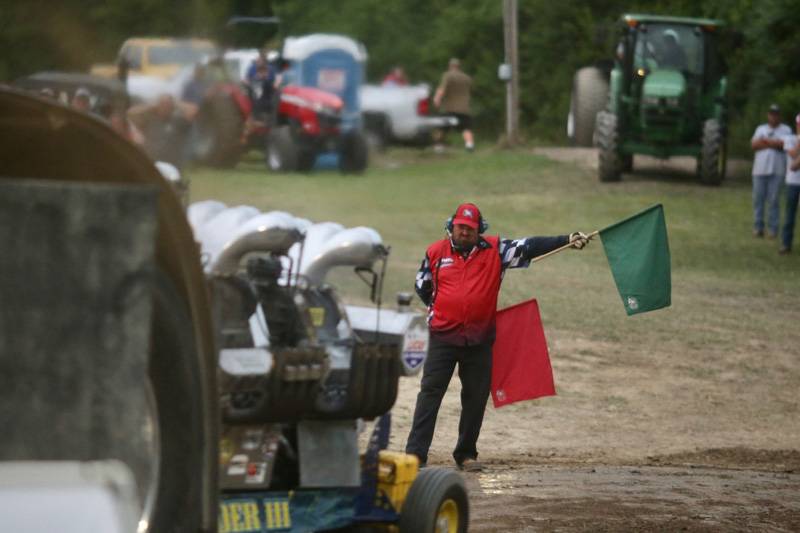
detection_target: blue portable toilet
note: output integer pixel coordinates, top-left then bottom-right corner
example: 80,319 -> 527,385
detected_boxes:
282,34 -> 366,131
281,34 -> 368,170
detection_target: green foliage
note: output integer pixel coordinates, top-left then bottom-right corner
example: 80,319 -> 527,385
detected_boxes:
2,0 -> 797,153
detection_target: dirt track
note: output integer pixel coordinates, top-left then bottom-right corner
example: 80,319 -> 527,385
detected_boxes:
382,147 -> 800,532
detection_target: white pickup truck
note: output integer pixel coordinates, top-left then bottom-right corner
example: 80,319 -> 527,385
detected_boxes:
360,84 -> 456,149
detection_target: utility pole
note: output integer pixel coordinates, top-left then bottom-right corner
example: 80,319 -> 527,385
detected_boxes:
503,0 -> 520,145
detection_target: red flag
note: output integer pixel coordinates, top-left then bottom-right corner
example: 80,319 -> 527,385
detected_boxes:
491,298 -> 555,408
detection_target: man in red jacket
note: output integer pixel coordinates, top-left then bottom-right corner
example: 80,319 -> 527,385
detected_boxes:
405,202 -> 589,471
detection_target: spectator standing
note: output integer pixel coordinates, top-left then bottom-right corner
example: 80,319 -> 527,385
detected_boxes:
751,104 -> 792,238
659,29 -> 688,71
434,58 -> 474,152
779,113 -> 800,254
245,50 -> 268,87
382,66 -> 408,87
181,64 -> 209,116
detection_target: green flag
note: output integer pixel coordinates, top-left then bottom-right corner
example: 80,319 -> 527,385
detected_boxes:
599,204 -> 671,315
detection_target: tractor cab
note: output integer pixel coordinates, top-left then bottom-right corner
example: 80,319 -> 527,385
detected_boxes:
614,15 -> 727,148
569,14 -> 729,185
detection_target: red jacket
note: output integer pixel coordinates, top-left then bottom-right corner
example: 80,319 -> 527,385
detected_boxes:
426,236 -> 502,345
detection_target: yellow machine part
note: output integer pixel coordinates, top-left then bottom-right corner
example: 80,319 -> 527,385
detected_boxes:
377,450 -> 419,512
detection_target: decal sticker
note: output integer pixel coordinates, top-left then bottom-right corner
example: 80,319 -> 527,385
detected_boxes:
402,324 -> 429,372
227,454 -> 248,476
245,462 -> 268,484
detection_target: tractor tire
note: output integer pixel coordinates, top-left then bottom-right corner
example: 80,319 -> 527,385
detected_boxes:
266,126 -> 299,172
596,111 -> 623,182
399,468 -> 469,533
145,270 -> 209,533
568,66 -> 609,147
363,112 -> 390,152
296,145 -> 317,172
193,92 -> 244,168
698,119 -> 726,186
339,130 -> 369,174
622,153 -> 634,173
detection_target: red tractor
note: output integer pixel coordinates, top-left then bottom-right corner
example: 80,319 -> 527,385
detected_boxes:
260,34 -> 369,174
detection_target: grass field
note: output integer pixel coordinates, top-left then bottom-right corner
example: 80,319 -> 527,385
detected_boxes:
190,146 -> 799,356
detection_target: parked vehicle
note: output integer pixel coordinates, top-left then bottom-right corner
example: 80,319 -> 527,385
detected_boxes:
568,14 -> 729,185
14,71 -> 128,117
267,34 -> 369,173
361,84 -> 457,149
91,37 -> 217,80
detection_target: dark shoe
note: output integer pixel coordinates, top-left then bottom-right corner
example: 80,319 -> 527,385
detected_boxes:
779,246 -> 791,255
457,458 -> 483,472
767,232 -> 778,240
753,229 -> 764,238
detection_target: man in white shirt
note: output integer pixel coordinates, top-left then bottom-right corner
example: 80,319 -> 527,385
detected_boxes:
751,104 -> 792,238
780,113 -> 800,254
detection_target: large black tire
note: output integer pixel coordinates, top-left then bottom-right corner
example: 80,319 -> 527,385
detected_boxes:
596,111 -> 623,182
568,67 -> 609,147
622,153 -> 634,173
193,92 -> 244,168
266,126 -> 299,172
146,271 -> 210,532
296,143 -> 317,172
400,468 -> 469,533
698,119 -> 726,186
363,112 -> 390,152
339,130 -> 369,174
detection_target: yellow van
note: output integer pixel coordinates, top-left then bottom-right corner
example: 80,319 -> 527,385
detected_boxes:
91,37 -> 217,79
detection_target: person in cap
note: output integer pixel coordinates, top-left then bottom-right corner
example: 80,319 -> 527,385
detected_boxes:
433,58 -> 474,152
70,87 -> 92,113
659,28 -> 688,71
751,104 -> 792,238
405,203 -> 589,471
779,113 -> 800,254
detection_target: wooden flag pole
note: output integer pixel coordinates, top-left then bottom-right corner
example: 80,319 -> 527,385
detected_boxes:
531,230 -> 599,263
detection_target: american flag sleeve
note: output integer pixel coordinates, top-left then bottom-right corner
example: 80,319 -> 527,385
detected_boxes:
500,236 -> 569,270
415,254 -> 433,306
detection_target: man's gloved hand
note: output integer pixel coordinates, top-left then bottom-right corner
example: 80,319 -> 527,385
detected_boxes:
569,231 -> 589,250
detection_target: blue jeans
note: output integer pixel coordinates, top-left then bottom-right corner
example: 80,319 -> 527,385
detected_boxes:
753,173 -> 782,235
781,184 -> 800,249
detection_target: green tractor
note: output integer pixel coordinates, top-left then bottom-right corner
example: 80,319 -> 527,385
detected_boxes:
568,14 -> 729,185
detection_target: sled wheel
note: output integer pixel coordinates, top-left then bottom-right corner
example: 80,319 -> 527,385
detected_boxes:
399,468 -> 469,533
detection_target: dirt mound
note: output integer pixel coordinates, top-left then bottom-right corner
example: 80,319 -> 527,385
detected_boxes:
649,447 -> 800,472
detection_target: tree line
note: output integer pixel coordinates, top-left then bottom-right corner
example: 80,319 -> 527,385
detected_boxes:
2,0 -> 798,154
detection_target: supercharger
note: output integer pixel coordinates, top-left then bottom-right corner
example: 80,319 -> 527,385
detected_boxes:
188,201 -> 429,490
